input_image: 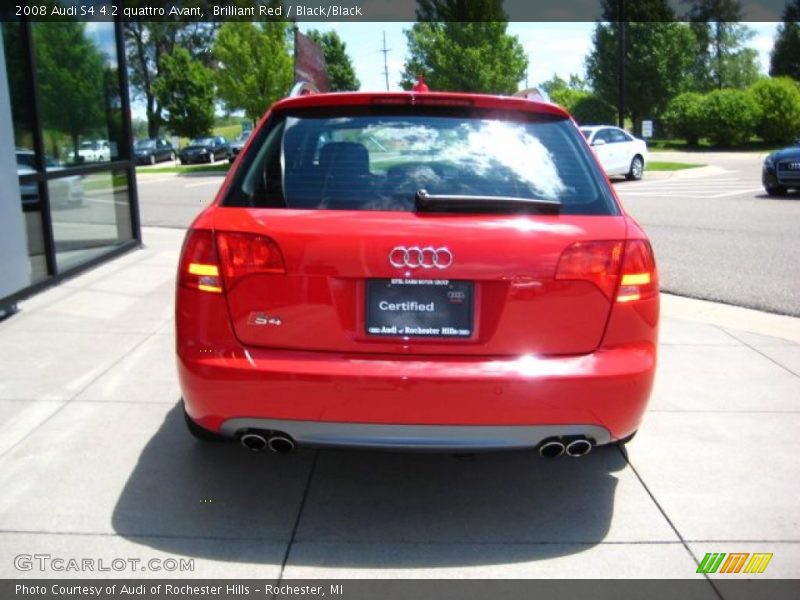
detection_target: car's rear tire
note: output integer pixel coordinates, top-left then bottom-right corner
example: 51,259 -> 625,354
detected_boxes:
184,406 -> 227,442
765,185 -> 787,196
626,155 -> 644,181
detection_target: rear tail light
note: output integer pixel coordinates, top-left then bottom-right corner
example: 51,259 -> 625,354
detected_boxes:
616,240 -> 658,303
178,230 -> 286,294
555,239 -> 657,303
215,231 -> 285,291
179,230 -> 223,293
555,240 -> 624,299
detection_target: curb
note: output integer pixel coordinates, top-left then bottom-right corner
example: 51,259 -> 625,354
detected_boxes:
661,293 -> 800,343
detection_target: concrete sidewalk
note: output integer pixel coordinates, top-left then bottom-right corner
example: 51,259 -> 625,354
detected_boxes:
0,227 -> 797,582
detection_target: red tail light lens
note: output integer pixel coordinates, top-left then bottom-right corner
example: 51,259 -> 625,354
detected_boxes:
617,239 -> 658,303
555,239 -> 658,303
178,229 -> 223,293
215,232 -> 285,290
555,240 -> 624,299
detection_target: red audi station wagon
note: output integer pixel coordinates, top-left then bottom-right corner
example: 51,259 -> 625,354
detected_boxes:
176,90 -> 658,457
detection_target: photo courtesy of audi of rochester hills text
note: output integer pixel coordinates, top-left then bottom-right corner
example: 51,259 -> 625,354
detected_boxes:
0,1 -> 799,599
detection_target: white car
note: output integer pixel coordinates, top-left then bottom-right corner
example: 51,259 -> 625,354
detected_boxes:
580,126 -> 648,181
17,150 -> 84,209
69,140 -> 111,163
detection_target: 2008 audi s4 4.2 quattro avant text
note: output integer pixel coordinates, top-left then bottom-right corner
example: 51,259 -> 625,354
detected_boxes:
176,90 -> 659,458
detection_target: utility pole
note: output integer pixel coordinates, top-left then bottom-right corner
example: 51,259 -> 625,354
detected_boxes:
524,58 -> 529,89
380,31 -> 390,91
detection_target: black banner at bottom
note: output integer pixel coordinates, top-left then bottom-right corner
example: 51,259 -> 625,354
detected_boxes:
4,579 -> 800,600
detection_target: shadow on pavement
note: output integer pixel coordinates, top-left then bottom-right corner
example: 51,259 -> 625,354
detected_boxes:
112,402 -> 626,568
756,191 -> 800,201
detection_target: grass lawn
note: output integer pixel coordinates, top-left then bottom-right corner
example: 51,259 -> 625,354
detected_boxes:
647,161 -> 704,171
648,138 -> 779,153
136,162 -> 231,174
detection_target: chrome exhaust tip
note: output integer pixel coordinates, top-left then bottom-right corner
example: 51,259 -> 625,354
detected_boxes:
267,434 -> 296,454
240,433 -> 268,452
539,440 -> 565,458
565,439 -> 593,457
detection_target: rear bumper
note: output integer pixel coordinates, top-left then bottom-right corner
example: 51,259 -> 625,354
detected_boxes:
220,419 -> 611,451
179,342 -> 656,448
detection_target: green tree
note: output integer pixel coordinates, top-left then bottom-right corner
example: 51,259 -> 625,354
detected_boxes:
748,77 -> 800,143
400,0 -> 526,93
540,73 -> 588,97
124,21 -> 220,137
213,21 -> 293,123
153,47 -> 215,139
33,22 -> 106,160
570,95 -> 618,125
771,1 -> 800,80
700,88 -> 760,146
586,0 -> 695,133
662,92 -> 705,145
549,88 -> 588,112
685,0 -> 760,90
306,29 -> 360,91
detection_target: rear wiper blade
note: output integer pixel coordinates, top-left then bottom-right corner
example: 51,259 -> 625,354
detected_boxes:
415,189 -> 561,214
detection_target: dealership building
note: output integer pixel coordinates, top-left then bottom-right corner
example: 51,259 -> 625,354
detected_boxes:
0,18 -> 140,316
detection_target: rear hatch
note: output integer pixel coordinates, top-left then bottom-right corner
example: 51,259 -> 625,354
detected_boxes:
214,97 -> 625,356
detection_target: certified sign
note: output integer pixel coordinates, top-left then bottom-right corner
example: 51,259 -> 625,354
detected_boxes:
641,120 -> 653,138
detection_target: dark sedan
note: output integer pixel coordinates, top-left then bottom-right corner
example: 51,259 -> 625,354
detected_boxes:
179,136 -> 230,165
134,138 -> 175,165
228,131 -> 251,163
762,145 -> 800,195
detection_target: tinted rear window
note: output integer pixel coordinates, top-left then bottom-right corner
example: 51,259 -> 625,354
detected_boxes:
224,106 -> 618,215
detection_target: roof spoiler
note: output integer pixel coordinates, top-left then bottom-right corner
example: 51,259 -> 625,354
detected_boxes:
289,81 -> 320,97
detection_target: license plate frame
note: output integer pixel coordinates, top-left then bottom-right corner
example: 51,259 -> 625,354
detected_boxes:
365,279 -> 474,338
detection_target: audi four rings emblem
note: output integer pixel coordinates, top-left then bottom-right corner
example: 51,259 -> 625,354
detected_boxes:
389,246 -> 453,269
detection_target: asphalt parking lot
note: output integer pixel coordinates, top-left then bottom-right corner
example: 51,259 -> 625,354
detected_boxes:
0,227 -> 798,583
133,151 -> 800,316
615,152 -> 800,317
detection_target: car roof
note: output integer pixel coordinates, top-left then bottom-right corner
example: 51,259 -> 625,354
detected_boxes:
269,91 -> 571,119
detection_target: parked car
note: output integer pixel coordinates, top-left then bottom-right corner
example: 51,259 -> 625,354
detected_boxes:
17,149 -> 83,209
177,91 -> 659,456
580,126 -> 648,181
68,139 -> 111,163
761,145 -> 800,196
228,131 -> 251,163
134,138 -> 175,165
179,136 -> 229,165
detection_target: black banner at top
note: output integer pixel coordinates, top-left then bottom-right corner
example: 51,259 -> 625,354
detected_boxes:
3,0 -> 799,22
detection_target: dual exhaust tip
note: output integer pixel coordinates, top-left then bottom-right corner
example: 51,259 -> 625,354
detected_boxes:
240,432 -> 296,454
539,437 -> 593,458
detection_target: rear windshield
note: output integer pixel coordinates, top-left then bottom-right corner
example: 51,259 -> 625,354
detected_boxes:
224,106 -> 617,215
